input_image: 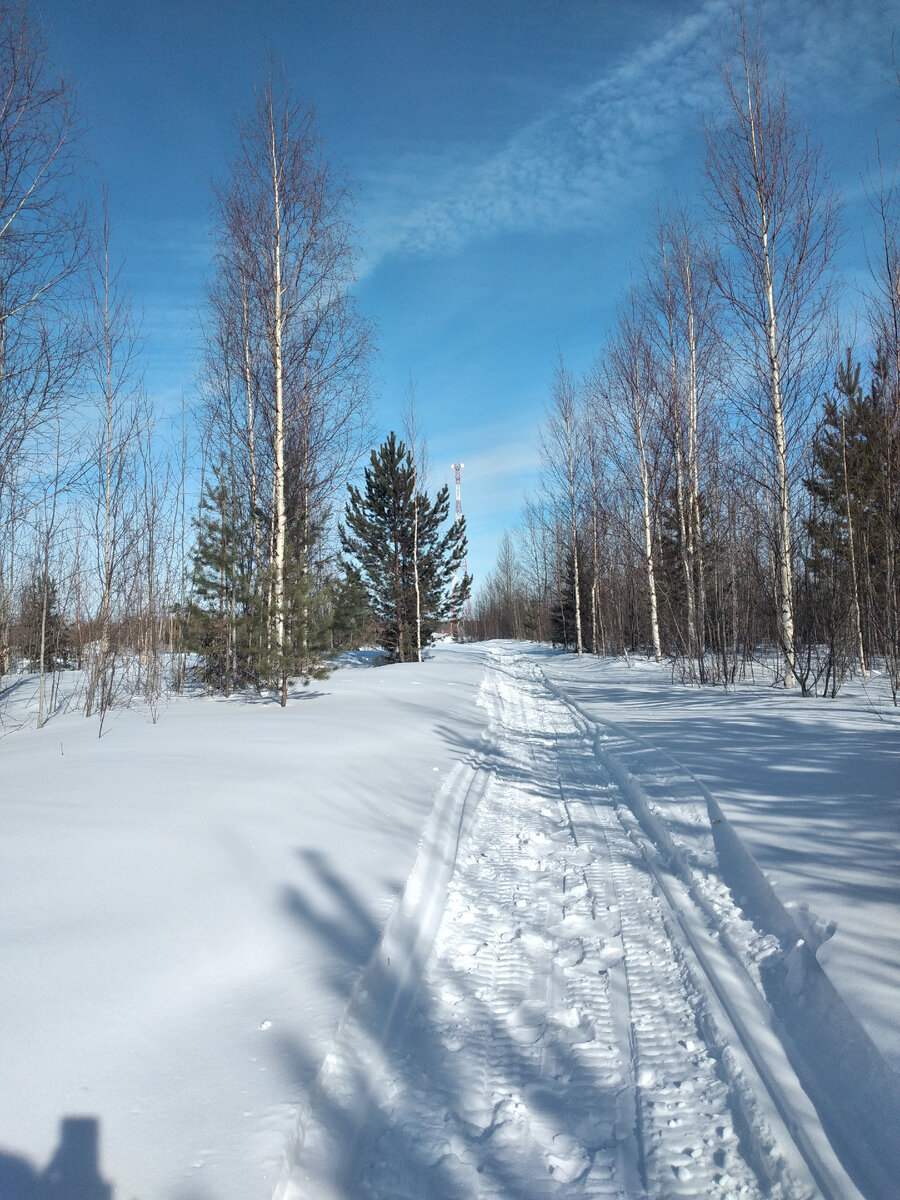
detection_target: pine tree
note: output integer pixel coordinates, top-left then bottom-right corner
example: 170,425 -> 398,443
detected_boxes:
340,432 -> 471,663
331,564 -> 375,652
279,466 -> 336,685
279,521 -> 334,684
183,466 -> 259,694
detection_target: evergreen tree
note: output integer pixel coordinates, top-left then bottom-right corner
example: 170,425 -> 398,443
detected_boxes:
279,522 -> 334,684
183,465 -> 260,694
331,564 -> 375,652
340,432 -> 471,663
803,349 -> 900,687
18,570 -> 71,669
550,542 -> 591,652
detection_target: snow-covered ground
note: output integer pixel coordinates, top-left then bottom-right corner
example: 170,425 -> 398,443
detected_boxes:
538,649 -> 900,1077
1,642 -> 897,1199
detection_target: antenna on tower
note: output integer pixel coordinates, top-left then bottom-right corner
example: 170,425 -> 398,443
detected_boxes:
450,462 -> 472,635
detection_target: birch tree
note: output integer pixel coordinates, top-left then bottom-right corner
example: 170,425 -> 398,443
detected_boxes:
587,299 -> 665,663
517,493 -> 554,642
643,208 -> 720,679
540,356 -> 584,656
84,197 -> 143,722
862,148 -> 900,694
208,71 -> 372,704
705,21 -> 840,687
0,2 -> 87,676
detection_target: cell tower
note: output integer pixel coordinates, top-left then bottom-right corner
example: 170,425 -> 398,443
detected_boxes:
450,462 -> 472,628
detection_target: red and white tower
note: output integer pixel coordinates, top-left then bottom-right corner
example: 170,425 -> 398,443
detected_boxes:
450,462 -> 472,627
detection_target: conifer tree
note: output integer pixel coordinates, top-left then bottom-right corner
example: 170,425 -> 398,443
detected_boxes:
183,465 -> 258,694
331,564 -> 374,652
279,517 -> 334,684
18,569 -> 70,669
340,432 -> 471,663
804,349 -> 900,687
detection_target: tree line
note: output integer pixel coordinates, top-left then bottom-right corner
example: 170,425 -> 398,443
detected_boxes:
472,21 -> 900,700
0,3 -> 468,728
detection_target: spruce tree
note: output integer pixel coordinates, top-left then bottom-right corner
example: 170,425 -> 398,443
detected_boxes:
279,521 -> 334,684
279,466 -> 336,685
340,432 -> 471,663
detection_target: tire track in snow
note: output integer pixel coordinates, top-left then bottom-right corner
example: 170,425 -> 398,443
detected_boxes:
276,646 -> 848,1199
356,656 -> 644,1198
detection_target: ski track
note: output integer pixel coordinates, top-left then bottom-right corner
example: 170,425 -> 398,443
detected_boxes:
278,646 -> 861,1200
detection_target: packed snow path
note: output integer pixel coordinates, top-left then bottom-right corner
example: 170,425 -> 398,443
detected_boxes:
276,648 -> 870,1200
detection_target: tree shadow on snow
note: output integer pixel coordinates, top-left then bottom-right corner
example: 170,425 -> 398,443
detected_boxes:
281,849 -> 386,999
550,671 -> 900,907
272,714 -> 672,1199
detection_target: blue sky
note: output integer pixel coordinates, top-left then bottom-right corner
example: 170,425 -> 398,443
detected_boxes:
35,0 -> 898,586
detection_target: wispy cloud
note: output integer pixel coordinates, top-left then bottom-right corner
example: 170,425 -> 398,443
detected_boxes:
356,0 -> 894,277
431,427 -> 543,525
356,0 -> 726,270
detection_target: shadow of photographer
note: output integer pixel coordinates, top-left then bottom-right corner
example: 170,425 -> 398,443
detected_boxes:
0,1117 -> 113,1200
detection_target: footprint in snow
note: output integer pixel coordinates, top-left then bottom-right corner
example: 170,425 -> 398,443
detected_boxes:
505,1001 -> 546,1045
596,944 -> 624,969
546,1133 -> 591,1184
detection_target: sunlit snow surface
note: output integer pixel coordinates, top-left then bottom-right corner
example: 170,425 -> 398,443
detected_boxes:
1,643 -> 897,1200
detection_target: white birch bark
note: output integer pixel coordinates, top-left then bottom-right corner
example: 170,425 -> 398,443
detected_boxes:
706,25 -> 839,688
266,95 -> 288,707
841,414 -> 867,678
404,385 -> 423,663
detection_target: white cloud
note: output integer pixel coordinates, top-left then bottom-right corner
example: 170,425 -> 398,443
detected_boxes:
356,0 -> 731,273
355,0 -> 894,277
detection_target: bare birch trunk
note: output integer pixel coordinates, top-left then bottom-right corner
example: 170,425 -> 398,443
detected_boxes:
706,25 -> 838,689
761,240 -> 797,685
240,271 -> 261,580
632,351 -> 662,664
267,99 -> 288,707
661,236 -> 698,672
637,423 -> 662,663
590,498 -> 599,656
684,250 -> 707,676
840,413 -> 867,678
566,430 -> 583,658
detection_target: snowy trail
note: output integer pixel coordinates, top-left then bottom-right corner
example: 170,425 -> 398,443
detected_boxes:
274,647 -> 866,1200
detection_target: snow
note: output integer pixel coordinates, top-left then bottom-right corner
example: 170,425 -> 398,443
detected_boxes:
0,650 -> 490,1200
1,642 -> 898,1200
536,649 -> 900,1077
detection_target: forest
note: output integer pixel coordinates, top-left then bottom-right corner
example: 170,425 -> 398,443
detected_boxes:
0,0 -> 480,723
473,29 -> 900,701
1,1 -> 898,728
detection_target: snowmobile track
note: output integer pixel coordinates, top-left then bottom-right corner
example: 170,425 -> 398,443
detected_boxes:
274,646 -> 865,1200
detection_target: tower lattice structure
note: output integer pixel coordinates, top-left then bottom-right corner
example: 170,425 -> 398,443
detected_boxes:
450,462 -> 472,626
